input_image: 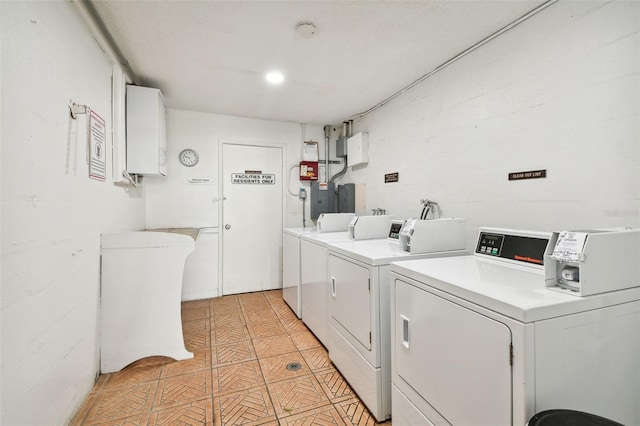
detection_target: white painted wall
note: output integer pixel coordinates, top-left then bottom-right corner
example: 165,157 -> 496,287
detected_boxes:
143,111 -> 342,299
346,0 -> 640,248
145,109 -> 331,230
1,2 -> 145,424
2,0 -> 637,424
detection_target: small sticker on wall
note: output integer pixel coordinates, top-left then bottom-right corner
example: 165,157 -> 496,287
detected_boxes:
188,178 -> 215,184
508,169 -> 546,181
385,172 -> 399,183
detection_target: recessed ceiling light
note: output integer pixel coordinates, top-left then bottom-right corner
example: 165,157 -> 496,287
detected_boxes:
265,71 -> 284,84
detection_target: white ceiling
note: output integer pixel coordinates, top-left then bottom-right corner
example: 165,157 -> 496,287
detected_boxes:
92,0 -> 547,125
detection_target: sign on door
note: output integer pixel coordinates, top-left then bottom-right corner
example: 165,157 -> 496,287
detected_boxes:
231,173 -> 275,185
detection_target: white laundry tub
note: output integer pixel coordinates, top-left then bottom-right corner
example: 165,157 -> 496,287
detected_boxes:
100,231 -> 195,373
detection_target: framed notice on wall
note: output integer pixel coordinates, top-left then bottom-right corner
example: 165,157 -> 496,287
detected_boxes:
88,110 -> 106,181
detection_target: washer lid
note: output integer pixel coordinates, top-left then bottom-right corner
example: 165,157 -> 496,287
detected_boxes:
390,256 -> 640,322
301,231 -> 351,247
101,232 -> 195,249
283,227 -> 318,237
329,238 -> 467,266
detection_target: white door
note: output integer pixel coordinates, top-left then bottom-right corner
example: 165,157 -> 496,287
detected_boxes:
222,143 -> 283,295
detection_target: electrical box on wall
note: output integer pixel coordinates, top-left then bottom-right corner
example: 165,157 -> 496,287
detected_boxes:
338,183 -> 356,213
310,182 -> 335,220
299,161 -> 319,181
126,85 -> 167,176
347,132 -> 368,167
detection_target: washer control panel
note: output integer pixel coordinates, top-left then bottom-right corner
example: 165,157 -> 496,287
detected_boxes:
388,220 -> 404,240
476,231 -> 549,266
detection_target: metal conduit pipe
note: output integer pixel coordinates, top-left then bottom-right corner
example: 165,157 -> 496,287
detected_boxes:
330,122 -> 350,183
323,125 -> 331,183
349,0 -> 557,119
329,162 -> 347,183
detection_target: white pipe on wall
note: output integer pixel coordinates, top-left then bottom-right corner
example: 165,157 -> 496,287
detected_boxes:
349,0 -> 558,119
69,0 -> 139,84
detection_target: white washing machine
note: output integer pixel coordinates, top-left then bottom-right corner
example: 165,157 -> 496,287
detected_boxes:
300,231 -> 361,347
389,228 -> 640,426
282,213 -> 355,318
297,216 -> 397,340
283,227 -> 318,318
327,235 -> 467,421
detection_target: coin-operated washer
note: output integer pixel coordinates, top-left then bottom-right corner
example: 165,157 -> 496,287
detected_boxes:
282,213 -> 355,318
390,227 -> 640,426
326,218 -> 468,421
300,217 -> 402,347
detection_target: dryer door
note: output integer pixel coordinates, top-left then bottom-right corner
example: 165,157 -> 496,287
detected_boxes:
394,278 -> 512,426
329,254 -> 372,350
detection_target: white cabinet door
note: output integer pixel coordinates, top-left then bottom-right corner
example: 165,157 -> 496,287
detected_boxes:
394,279 -> 512,426
126,85 -> 167,176
329,254 -> 371,350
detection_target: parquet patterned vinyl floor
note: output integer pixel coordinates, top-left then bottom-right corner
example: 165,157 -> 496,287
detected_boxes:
71,290 -> 392,426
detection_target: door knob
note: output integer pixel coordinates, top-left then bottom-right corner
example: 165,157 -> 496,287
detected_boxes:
225,224 -> 231,230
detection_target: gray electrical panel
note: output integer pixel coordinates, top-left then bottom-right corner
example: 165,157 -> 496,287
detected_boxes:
338,183 -> 356,213
336,136 -> 348,158
310,182 -> 335,220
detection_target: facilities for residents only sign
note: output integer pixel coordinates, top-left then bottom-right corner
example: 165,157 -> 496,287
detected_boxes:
231,173 -> 276,184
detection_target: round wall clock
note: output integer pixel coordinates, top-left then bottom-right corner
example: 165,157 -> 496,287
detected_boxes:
179,148 -> 199,167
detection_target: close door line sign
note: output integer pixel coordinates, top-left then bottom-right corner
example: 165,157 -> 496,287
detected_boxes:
508,169 -> 546,181
231,173 -> 276,184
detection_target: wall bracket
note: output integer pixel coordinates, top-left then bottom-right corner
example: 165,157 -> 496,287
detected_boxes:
69,101 -> 89,119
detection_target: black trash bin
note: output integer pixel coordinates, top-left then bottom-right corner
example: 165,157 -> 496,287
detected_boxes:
527,409 -> 624,426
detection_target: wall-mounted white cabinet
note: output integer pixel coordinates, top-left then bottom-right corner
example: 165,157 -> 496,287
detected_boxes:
347,132 -> 368,167
126,85 -> 167,176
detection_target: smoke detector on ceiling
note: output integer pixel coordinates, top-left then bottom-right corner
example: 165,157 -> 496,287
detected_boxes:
296,21 -> 317,39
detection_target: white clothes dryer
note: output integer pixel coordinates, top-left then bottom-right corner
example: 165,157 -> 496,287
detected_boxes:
282,213 -> 355,318
283,227 -> 318,318
300,231 -> 354,347
389,228 -> 640,426
326,237 -> 467,421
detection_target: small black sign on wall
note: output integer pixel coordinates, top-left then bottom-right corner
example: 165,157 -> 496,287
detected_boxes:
508,169 -> 547,181
385,172 -> 399,183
